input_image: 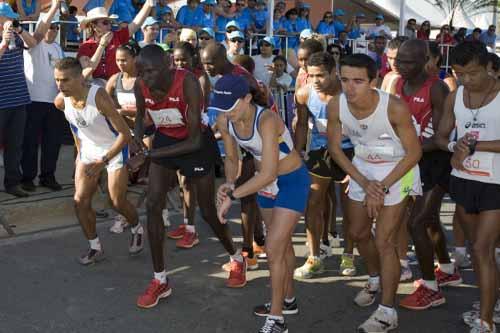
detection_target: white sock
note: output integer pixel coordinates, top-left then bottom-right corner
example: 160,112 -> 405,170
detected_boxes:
89,237 -> 101,251
185,224 -> 195,233
368,276 -> 380,290
423,279 -> 438,291
400,259 -> 409,268
230,249 -> 243,262
284,296 -> 295,304
183,218 -> 188,224
267,315 -> 284,323
378,304 -> 396,317
153,270 -> 167,284
439,263 -> 455,274
455,246 -> 467,256
131,223 -> 144,234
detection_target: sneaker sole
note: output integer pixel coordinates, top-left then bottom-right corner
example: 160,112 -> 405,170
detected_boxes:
137,288 -> 172,309
176,239 -> 200,249
400,297 -> 446,311
78,255 -> 106,266
226,280 -> 247,288
294,269 -> 324,280
254,308 -> 299,317
439,277 -> 463,287
167,234 -> 185,240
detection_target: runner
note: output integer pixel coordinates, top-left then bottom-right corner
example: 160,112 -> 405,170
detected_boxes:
294,51 -> 355,278
436,41 -> 500,333
394,39 -> 462,311
213,74 -> 310,333
327,54 -> 422,332
53,57 -> 143,264
131,45 -> 245,309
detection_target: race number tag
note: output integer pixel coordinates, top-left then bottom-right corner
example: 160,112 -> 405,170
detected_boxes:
355,145 -> 395,164
147,108 -> 185,127
462,152 -> 494,178
315,118 -> 327,135
258,181 -> 279,199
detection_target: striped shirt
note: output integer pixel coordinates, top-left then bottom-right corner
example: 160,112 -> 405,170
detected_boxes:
0,36 -> 31,109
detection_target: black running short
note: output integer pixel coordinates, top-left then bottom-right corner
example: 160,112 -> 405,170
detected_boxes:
305,147 -> 353,182
151,128 -> 217,178
419,151 -> 452,192
449,175 -> 500,214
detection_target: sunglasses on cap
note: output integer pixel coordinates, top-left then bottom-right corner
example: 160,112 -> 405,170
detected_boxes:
230,38 -> 244,43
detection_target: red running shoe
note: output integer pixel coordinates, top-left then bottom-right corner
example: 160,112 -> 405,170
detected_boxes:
167,224 -> 186,239
176,230 -> 200,249
435,266 -> 463,287
399,284 -> 446,310
137,279 -> 172,309
226,258 -> 247,288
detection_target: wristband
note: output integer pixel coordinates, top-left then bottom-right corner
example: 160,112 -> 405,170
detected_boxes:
447,141 -> 456,152
227,190 -> 236,201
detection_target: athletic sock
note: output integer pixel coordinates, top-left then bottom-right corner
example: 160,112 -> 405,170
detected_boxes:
183,218 -> 188,225
89,237 -> 101,251
455,246 -> 467,256
185,224 -> 195,233
153,270 -> 167,284
230,249 -> 243,262
284,297 -> 296,304
131,223 -> 144,234
400,259 -> 409,268
378,304 -> 396,317
423,279 -> 438,291
368,275 -> 380,290
439,263 -> 455,274
267,315 -> 284,323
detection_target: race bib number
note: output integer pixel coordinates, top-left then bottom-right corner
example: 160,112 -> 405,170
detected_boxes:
462,152 -> 494,178
258,181 -> 279,199
355,144 -> 396,164
147,108 -> 185,127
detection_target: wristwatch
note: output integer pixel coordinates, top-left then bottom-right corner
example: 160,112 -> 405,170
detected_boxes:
101,155 -> 110,165
382,185 -> 389,194
468,140 -> 477,156
226,190 -> 236,201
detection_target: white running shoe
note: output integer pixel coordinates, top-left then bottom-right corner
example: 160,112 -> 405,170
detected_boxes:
468,318 -> 497,333
400,265 -> 413,282
358,307 -> 398,332
472,300 -> 500,314
304,243 -> 332,260
354,282 -> 379,307
330,233 -> 341,248
109,215 -> 128,234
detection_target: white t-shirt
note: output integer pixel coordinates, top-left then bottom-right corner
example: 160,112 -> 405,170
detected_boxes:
252,54 -> 294,87
367,24 -> 392,39
24,40 -> 64,103
274,72 -> 292,91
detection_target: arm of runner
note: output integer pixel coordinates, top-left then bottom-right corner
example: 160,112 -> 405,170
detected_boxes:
133,79 -> 146,141
423,80 -> 449,152
199,73 -> 211,112
294,86 -> 309,154
382,96 -> 422,188
216,112 -> 239,204
54,93 -> 81,155
32,0 -> 62,44
128,0 -> 155,36
149,73 -> 204,158
105,73 -> 120,108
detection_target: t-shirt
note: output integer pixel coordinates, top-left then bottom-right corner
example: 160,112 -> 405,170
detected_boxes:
275,72 -> 292,91
480,32 -> 497,47
24,40 -> 64,103
0,35 -> 31,109
367,25 -> 392,39
109,0 -> 136,23
252,54 -> 293,87
83,0 -> 105,12
77,28 -> 130,80
176,5 -> 204,28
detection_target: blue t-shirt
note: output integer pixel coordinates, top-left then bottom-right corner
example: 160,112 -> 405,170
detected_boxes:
215,15 -> 229,42
21,0 -> 38,16
252,9 -> 268,30
234,10 -> 251,31
348,27 -> 364,39
282,18 -> 300,49
66,15 -> 80,42
297,17 -> 311,31
109,0 -> 136,23
176,5 -> 204,28
480,31 -> 497,46
316,21 -> 335,36
333,20 -> 345,33
155,4 -> 172,20
273,20 -> 283,49
83,0 -> 104,12
200,11 -> 216,29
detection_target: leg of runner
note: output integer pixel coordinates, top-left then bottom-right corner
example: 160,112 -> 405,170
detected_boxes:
339,181 -> 357,277
452,210 -> 471,268
397,215 -> 412,282
174,175 -> 199,249
239,155 -> 259,268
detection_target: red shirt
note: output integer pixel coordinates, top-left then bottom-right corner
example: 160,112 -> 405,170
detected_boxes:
77,28 -> 130,80
395,76 -> 439,141
140,69 -> 201,140
379,53 -> 390,78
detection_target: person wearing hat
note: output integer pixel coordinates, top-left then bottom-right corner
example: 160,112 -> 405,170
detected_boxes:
176,0 -> 203,29
152,0 -> 173,21
198,27 -> 214,48
214,0 -> 235,42
347,12 -> 366,39
138,16 -> 160,48
282,8 -> 301,50
213,74 -> 310,333
253,36 -> 295,87
77,0 -> 154,81
226,30 -> 245,62
233,0 -> 251,34
200,0 -> 216,30
251,0 -> 268,34
367,14 -> 392,40
316,11 -> 336,40
332,8 -> 346,33
297,2 -> 312,33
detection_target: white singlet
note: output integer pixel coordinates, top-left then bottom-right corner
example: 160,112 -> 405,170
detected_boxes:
63,85 -> 128,172
339,89 -> 422,205
451,86 -> 500,184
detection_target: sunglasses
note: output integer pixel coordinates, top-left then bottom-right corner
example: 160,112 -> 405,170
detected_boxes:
97,20 -> 111,26
230,38 -> 244,43
226,28 -> 237,33
199,36 -> 212,40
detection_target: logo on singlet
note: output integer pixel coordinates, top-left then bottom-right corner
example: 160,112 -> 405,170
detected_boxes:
413,97 -> 425,103
145,98 -> 154,104
360,124 -> 368,130
75,115 -> 88,128
168,97 -> 180,102
465,122 -> 486,129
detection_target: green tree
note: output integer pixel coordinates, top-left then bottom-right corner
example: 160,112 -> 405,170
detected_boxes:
424,0 -> 497,26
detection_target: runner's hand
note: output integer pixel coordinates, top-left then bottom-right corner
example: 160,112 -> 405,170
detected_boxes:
130,137 -> 147,155
217,196 -> 232,224
127,151 -> 146,173
451,135 -> 471,171
363,180 -> 386,201
364,195 -> 383,219
217,182 -> 234,206
85,160 -> 105,178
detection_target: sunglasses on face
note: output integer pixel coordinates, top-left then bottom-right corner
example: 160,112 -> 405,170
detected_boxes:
231,38 -> 244,43
199,36 -> 212,40
97,20 -> 111,26
226,28 -> 237,33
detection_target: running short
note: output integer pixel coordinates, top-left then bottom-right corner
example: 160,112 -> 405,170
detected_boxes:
257,163 -> 311,213
305,147 -> 354,181
348,157 -> 422,206
80,143 -> 128,173
151,128 -> 216,177
419,151 -> 452,192
449,175 -> 500,214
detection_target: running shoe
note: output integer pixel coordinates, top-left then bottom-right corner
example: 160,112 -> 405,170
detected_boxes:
330,232 -> 341,248
167,224 -> 186,239
294,256 -> 324,279
222,251 -> 258,271
472,300 -> 500,314
254,242 -> 267,259
137,279 -> 172,309
464,309 -> 500,326
304,244 -> 331,260
435,266 -> 463,287
358,307 -> 398,332
109,214 -> 128,234
453,250 -> 472,268
176,230 -> 199,249
340,253 -> 357,276
399,284 -> 446,310
400,265 -> 413,282
468,318 -> 497,333
253,299 -> 299,317
129,232 -> 144,255
226,258 -> 247,288
354,281 -> 379,307
258,317 -> 288,333
78,248 -> 105,265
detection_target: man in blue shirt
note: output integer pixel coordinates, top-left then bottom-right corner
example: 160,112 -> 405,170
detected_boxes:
333,8 -> 346,33
252,0 -> 268,34
480,25 -> 497,49
176,0 -> 203,29
200,0 -> 216,30
233,0 -> 251,33
347,12 -> 366,39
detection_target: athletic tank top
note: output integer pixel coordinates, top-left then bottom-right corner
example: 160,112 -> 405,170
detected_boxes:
63,85 -> 117,148
115,72 -> 136,109
451,86 -> 500,184
307,86 -> 329,150
140,69 -> 195,140
395,76 -> 439,141
228,106 -> 294,161
339,89 -> 406,164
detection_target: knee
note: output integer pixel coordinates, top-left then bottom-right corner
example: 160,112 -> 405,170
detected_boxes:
472,239 -> 494,261
375,237 -> 395,255
348,225 -> 370,243
109,194 -> 126,210
74,193 -> 91,210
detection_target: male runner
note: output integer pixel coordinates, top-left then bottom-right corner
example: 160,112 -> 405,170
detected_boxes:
436,41 -> 500,333
327,54 -> 422,332
131,45 -> 244,309
53,58 -> 142,264
395,39 -> 462,311
294,52 -> 355,278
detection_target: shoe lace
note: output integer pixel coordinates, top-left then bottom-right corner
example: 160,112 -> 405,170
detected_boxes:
145,280 -> 161,296
260,318 -> 277,333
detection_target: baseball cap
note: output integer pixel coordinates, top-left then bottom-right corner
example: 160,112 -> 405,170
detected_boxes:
202,0 -> 216,5
300,3 -> 311,9
228,30 -> 245,40
334,9 -> 345,17
300,29 -> 313,39
376,14 -> 384,20
209,75 -> 250,112
142,16 -> 159,29
226,20 -> 241,30
199,27 -> 215,38
0,2 -> 19,19
260,36 -> 275,48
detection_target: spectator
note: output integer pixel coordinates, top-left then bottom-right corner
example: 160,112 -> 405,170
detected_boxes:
367,14 -> 392,40
15,0 -> 41,21
200,0 -> 216,30
367,35 -> 387,72
138,16 -> 159,48
297,3 -> 312,32
435,24 -> 453,44
272,8 -> 286,49
480,25 -> 497,49
176,0 -> 203,29
347,12 -> 366,39
282,8 -> 300,50
252,36 -> 294,86
0,1 -> 59,197
109,0 -> 137,26
233,0 -> 251,33
269,54 -> 292,92
226,30 -> 245,61
251,0 -> 267,34
152,0 -> 173,21
158,5 -> 178,31
77,2 -> 153,81
486,52 -> 500,79
198,27 -> 215,48
83,0 -> 111,14
467,27 -> 482,42
417,21 -> 430,40
332,8 -> 345,33
316,11 -> 335,39
62,5 -> 80,44
327,43 -> 342,72
179,28 -> 198,48
215,0 -> 233,42
336,30 -> 352,55
22,7 -> 67,193
454,27 -> 467,44
404,18 -> 417,39
221,20 -> 240,49
276,0 -> 286,18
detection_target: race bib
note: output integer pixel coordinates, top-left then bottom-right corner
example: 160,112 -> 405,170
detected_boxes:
355,144 -> 396,164
462,152 -> 494,178
117,92 -> 136,109
315,118 -> 327,135
258,181 -> 279,199
147,108 -> 185,127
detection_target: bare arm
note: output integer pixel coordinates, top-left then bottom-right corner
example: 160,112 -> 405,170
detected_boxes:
294,86 -> 310,153
423,80 -> 449,152
217,113 -> 240,185
54,93 -> 81,153
105,73 -> 120,108
32,0 -> 62,44
199,73 -> 211,111
133,79 -> 146,140
128,0 -> 154,36
434,90 -> 456,151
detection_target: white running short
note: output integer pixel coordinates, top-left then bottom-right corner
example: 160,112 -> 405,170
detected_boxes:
79,143 -> 129,172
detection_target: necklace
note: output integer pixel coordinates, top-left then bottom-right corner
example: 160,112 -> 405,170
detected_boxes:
466,78 -> 496,121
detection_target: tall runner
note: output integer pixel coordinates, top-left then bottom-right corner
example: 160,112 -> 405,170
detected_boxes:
436,41 -> 500,333
327,54 -> 422,332
131,45 -> 245,309
53,58 -> 143,264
